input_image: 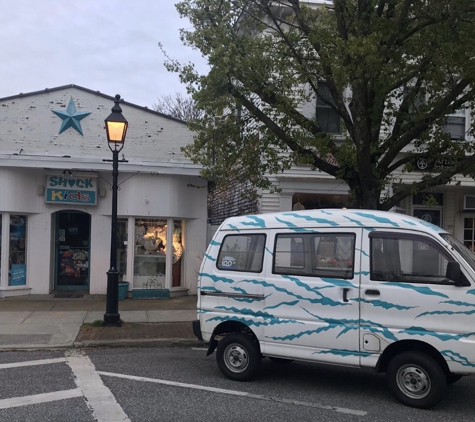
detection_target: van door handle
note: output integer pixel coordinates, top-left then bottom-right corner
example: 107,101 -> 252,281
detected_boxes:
365,289 -> 380,296
342,288 -> 350,303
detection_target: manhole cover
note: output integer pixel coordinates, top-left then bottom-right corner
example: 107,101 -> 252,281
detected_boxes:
0,334 -> 52,345
54,294 -> 83,298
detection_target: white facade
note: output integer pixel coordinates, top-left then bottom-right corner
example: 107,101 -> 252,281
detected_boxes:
0,85 -> 207,297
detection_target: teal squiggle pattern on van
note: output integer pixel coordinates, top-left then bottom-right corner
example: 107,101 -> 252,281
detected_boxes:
207,315 -> 300,327
343,216 -> 366,226
215,306 -> 274,319
265,247 -> 274,255
313,349 -> 372,358
399,326 -> 475,341
359,298 -> 418,310
355,271 -> 370,276
234,280 -> 349,307
204,254 -> 217,262
283,275 -> 357,291
352,212 -> 399,227
239,215 -> 266,228
418,219 -> 444,232
442,350 -> 475,367
264,300 -> 300,310
227,224 -> 240,232
274,217 -> 315,232
402,219 -> 417,226
355,248 -> 369,257
267,325 -> 336,341
199,273 -> 236,284
320,210 -> 333,215
320,277 -> 357,289
282,212 -> 339,226
209,239 -> 221,246
206,316 -> 268,327
440,300 -> 475,307
382,282 -> 449,298
201,286 -> 221,292
415,309 -> 475,319
467,289 -> 475,295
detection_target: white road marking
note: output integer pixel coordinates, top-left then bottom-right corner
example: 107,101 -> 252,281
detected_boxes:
191,347 -> 207,351
65,350 -> 130,422
0,358 -> 67,370
0,389 -> 83,410
99,371 -> 367,417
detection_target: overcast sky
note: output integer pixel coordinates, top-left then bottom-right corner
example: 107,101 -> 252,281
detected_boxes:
0,1 -> 208,108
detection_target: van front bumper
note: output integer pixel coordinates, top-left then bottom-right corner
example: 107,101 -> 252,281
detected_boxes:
192,319 -> 203,342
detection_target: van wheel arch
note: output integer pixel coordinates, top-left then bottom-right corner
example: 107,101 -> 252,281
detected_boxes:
206,321 -> 259,356
377,340 -> 449,375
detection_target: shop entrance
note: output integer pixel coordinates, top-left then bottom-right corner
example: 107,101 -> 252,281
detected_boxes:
54,211 -> 91,290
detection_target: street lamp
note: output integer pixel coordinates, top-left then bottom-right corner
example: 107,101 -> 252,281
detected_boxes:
103,94 -> 128,326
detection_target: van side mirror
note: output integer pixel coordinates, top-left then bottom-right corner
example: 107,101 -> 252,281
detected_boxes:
446,261 -> 468,286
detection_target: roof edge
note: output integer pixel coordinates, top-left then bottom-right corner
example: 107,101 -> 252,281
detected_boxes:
0,84 -> 187,125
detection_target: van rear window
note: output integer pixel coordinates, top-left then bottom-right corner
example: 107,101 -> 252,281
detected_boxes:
273,233 -> 355,279
216,234 -> 266,272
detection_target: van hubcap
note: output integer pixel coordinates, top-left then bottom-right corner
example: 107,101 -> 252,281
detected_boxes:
224,344 -> 249,373
396,364 -> 431,399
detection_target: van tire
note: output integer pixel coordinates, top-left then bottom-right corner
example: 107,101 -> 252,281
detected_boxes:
387,351 -> 447,409
447,374 -> 463,385
216,333 -> 261,381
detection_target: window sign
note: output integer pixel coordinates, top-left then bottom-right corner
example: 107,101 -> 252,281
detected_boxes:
9,215 -> 27,286
45,174 -> 98,205
10,264 -> 26,286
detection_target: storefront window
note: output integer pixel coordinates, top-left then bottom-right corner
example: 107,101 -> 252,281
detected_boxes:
9,215 -> 27,286
117,219 -> 128,280
172,221 -> 184,287
134,219 -> 167,288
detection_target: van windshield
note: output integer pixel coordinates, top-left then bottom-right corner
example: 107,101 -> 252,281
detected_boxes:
440,234 -> 475,272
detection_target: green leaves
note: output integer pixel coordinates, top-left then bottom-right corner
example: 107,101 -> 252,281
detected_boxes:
170,0 -> 475,209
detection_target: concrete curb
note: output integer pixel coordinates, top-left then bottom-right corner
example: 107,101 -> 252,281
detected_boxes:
73,338 -> 205,349
0,344 -> 75,352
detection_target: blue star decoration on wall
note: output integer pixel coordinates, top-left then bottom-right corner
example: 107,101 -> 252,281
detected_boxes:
52,97 -> 91,136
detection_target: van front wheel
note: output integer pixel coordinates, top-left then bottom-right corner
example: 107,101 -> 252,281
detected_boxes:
216,333 -> 261,381
387,351 -> 447,409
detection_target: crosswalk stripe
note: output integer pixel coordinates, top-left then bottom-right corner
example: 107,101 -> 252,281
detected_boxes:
0,389 -> 82,410
0,358 -> 67,370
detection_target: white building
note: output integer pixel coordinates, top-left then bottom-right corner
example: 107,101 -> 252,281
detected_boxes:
0,85 -> 207,298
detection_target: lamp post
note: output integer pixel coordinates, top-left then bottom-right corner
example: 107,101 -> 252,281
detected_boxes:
103,94 -> 128,326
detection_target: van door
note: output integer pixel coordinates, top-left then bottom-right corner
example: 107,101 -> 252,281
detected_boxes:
360,229 -> 475,371
262,228 -> 362,366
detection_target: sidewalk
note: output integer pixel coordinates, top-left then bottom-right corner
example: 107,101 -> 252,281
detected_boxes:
0,294 -> 202,350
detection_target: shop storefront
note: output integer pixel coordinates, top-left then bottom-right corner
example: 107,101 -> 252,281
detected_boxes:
0,85 -> 207,297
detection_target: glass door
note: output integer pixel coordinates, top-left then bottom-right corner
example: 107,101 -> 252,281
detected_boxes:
55,211 -> 91,290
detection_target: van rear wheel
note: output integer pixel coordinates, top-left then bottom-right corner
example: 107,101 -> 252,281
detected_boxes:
387,351 -> 446,409
216,333 -> 261,381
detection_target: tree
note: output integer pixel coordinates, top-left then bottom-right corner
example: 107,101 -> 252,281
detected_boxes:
168,0 -> 475,210
153,92 -> 202,121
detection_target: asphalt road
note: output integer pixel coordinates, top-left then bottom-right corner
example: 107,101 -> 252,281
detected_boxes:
0,347 -> 474,421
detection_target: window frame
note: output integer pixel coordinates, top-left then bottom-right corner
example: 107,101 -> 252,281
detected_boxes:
369,231 -> 457,285
216,233 -> 266,273
272,232 -> 356,279
316,82 -> 341,134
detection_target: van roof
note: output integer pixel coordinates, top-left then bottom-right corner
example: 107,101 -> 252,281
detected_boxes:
220,209 -> 447,234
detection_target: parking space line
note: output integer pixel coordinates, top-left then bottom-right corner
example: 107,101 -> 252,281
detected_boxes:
98,371 -> 367,417
0,389 -> 82,410
65,350 -> 130,422
0,358 -> 67,370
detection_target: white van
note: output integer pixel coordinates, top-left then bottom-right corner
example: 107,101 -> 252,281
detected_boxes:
193,209 -> 475,408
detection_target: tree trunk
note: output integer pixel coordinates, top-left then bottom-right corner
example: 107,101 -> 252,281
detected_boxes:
348,176 -> 382,210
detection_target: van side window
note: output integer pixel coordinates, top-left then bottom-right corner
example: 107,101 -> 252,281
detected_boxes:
217,234 -> 266,272
370,234 -> 451,284
274,233 -> 355,279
